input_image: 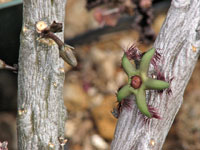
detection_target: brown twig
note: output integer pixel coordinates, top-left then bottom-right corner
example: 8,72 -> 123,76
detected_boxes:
0,59 -> 18,73
36,21 -> 77,67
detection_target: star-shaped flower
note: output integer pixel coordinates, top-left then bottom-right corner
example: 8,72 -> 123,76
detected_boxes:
116,48 -> 169,118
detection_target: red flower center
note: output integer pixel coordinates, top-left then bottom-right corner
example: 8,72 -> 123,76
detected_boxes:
131,75 -> 142,89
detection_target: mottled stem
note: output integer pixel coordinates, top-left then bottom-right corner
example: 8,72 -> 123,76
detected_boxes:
111,0 -> 200,149
17,0 -> 67,150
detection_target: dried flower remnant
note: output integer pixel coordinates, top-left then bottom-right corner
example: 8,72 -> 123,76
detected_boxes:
36,21 -> 77,67
49,21 -> 63,33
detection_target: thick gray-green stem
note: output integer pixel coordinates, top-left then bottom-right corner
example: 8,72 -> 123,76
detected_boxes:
111,0 -> 200,149
17,0 -> 67,149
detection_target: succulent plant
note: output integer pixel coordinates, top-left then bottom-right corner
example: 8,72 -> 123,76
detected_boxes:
116,48 -> 169,118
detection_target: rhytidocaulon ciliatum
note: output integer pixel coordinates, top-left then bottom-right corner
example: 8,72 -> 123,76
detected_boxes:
115,46 -> 169,119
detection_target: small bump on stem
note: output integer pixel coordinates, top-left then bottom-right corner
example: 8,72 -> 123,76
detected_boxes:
48,142 -> 55,149
36,21 -> 48,33
58,137 -> 68,148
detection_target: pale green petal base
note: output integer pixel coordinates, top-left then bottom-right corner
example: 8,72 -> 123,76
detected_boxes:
136,89 -> 152,118
117,85 -> 132,102
145,78 -> 169,90
140,48 -> 155,74
122,54 -> 136,76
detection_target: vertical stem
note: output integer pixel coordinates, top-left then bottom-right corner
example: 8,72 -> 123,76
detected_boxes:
111,0 -> 200,149
17,0 -> 67,149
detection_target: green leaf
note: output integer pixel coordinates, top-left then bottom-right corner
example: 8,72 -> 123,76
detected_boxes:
135,89 -> 152,118
145,78 -> 169,90
139,48 -> 155,74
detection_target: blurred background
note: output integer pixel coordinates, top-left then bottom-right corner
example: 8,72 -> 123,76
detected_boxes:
0,0 -> 200,150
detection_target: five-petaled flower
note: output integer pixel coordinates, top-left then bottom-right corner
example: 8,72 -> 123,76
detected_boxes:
116,48 -> 169,118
